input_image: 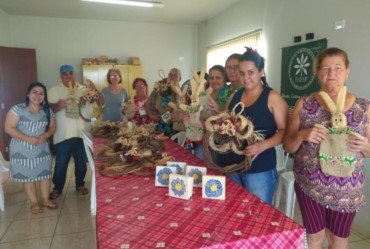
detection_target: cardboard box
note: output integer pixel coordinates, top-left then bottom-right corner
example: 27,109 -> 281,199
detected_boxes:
128,56 -> 141,65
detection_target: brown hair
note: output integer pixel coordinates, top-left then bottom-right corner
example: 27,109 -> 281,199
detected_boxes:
314,47 -> 350,76
107,69 -> 122,84
224,53 -> 242,82
132,78 -> 148,89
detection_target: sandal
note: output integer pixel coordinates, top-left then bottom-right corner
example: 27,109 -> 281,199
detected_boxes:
42,201 -> 58,209
31,204 -> 43,214
49,190 -> 62,200
77,186 -> 89,196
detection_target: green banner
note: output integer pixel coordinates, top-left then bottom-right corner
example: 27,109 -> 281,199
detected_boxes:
281,39 -> 327,108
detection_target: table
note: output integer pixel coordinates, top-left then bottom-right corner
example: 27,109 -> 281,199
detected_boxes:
94,138 -> 305,249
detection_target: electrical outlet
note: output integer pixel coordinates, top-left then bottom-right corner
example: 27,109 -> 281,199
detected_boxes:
335,20 -> 345,30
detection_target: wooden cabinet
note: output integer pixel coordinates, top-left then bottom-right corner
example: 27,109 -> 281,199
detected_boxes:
0,47 -> 37,160
82,64 -> 142,97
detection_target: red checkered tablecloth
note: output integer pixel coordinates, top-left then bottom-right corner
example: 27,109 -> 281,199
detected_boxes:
94,138 -> 305,249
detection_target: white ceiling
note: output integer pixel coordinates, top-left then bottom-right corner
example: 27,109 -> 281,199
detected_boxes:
0,0 -> 240,24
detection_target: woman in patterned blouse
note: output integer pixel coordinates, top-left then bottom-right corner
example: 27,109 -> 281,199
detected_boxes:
128,78 -> 152,125
283,47 -> 370,249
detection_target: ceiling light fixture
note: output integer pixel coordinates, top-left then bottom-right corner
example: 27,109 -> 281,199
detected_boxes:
81,0 -> 164,8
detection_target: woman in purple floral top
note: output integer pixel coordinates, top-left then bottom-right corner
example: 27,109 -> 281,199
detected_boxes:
283,47 -> 370,249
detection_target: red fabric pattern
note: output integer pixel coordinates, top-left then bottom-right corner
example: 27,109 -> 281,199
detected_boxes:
94,138 -> 305,249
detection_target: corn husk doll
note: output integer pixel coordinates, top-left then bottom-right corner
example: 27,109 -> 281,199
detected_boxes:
65,81 -> 80,118
315,86 -> 361,177
178,66 -> 212,141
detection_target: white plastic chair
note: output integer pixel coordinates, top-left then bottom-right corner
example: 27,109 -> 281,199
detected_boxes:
274,171 -> 296,219
0,152 -> 10,211
276,144 -> 290,173
81,130 -> 96,215
170,131 -> 187,147
274,145 -> 296,219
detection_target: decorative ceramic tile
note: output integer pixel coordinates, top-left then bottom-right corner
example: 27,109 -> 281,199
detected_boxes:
185,165 -> 207,187
202,175 -> 226,200
166,161 -> 187,175
168,174 -> 193,200
155,166 -> 176,187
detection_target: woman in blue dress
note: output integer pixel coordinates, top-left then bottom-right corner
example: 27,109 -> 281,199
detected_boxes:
5,82 -> 57,214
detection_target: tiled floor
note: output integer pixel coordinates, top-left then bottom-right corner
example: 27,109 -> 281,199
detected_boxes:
1,164 -> 370,249
0,163 -> 96,249
275,188 -> 370,249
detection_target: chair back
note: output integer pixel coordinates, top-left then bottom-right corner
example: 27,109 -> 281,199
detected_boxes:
81,129 -> 96,215
275,144 -> 289,173
0,152 -> 9,211
0,152 -> 9,172
81,130 -> 94,168
171,131 -> 187,147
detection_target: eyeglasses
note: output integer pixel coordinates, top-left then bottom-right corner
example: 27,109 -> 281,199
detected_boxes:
109,75 -> 120,78
62,71 -> 74,76
226,65 -> 239,71
135,84 -> 146,89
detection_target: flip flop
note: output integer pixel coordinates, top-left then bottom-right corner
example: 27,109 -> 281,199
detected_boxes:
49,190 -> 62,200
77,186 -> 89,196
31,204 -> 43,214
42,202 -> 58,209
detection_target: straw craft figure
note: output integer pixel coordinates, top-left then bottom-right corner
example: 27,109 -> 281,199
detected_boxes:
315,86 -> 361,177
203,102 -> 264,174
65,81 -> 80,118
147,71 -> 178,118
78,80 -> 103,122
167,74 -> 206,131
95,122 -> 175,176
122,96 -> 136,120
178,66 -> 212,141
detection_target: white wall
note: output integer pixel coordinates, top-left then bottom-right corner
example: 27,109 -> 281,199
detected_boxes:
3,15 -> 196,90
197,0 -> 263,68
0,9 -> 11,46
197,0 -> 370,237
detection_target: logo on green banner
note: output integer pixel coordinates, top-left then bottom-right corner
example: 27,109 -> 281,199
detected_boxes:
281,39 -> 328,108
288,48 -> 316,90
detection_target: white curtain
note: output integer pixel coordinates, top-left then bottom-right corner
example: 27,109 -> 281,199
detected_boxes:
206,30 -> 261,70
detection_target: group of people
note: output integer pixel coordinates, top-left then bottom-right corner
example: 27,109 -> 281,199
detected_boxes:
4,65 -> 106,213
215,47 -> 369,249
3,47 -> 370,249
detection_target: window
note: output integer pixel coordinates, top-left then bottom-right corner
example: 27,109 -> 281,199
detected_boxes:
206,30 -> 262,70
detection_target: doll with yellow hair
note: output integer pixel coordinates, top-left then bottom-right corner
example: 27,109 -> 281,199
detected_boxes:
315,86 -> 361,177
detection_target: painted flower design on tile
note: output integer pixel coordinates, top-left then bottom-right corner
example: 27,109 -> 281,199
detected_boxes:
205,179 -> 223,197
188,168 -> 202,185
169,163 -> 184,174
157,168 -> 172,185
171,178 -> 186,196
